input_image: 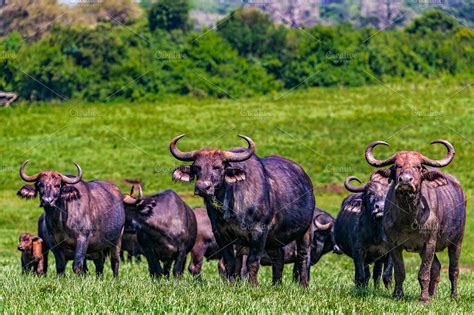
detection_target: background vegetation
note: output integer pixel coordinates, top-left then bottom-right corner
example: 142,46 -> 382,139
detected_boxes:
0,1 -> 472,102
0,83 -> 473,313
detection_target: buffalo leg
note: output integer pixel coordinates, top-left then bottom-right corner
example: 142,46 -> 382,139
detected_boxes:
418,240 -> 436,302
296,227 -> 312,288
173,249 -> 187,278
120,250 -> 125,262
143,247 -> 163,277
352,248 -> 366,288
363,263 -> 371,287
42,251 -> 49,275
212,232 -> 236,281
246,232 -> 267,286
163,260 -> 173,277
52,248 -> 67,276
188,246 -> 206,277
267,248 -> 284,285
373,261 -> 383,289
217,258 -> 226,278
392,247 -> 405,299
429,254 -> 441,297
93,253 -> 105,276
73,235 -> 89,274
383,255 -> 393,289
292,263 -> 299,283
21,257 -> 27,274
448,242 -> 462,299
110,231 -> 123,277
234,245 -> 247,279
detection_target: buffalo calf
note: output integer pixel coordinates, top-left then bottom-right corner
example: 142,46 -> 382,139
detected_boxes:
18,232 -> 45,275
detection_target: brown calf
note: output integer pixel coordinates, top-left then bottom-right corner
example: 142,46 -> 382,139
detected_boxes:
18,232 -> 45,275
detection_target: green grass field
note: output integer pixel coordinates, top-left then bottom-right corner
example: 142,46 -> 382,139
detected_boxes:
0,82 -> 473,313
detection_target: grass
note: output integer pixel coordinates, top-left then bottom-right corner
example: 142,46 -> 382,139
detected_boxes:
0,82 -> 473,313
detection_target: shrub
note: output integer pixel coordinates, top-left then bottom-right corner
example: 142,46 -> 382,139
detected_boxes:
148,0 -> 190,32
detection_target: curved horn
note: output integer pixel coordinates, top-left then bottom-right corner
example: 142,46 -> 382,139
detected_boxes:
137,184 -> 143,199
365,141 -> 396,167
169,134 -> 199,161
314,213 -> 333,231
123,184 -> 143,205
59,162 -> 82,184
222,135 -> 255,162
19,160 -> 40,182
344,176 -> 367,193
422,140 -> 455,168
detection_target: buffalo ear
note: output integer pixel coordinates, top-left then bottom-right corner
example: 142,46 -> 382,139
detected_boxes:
224,167 -> 246,184
422,170 -> 448,188
172,166 -> 194,183
61,185 -> 81,201
17,185 -> 37,199
137,200 -> 155,216
371,168 -> 391,184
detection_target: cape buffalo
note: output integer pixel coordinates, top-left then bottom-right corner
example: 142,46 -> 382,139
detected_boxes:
170,134 -> 315,287
334,171 -> 393,288
18,232 -> 45,274
365,140 -> 466,302
123,185 -> 197,278
17,161 -> 125,276
188,207 -> 225,277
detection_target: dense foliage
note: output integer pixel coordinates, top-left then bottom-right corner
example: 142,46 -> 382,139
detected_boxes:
0,6 -> 472,102
148,0 -> 190,32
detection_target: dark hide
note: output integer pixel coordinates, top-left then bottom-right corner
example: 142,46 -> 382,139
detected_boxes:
334,171 -> 393,289
125,190 -> 197,278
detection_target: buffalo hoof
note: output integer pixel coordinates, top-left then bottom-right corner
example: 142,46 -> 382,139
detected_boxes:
419,294 -> 431,303
393,289 -> 404,300
383,280 -> 392,289
451,293 -> 459,300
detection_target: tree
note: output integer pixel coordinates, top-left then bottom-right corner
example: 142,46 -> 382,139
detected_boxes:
148,0 -> 189,32
406,10 -> 460,35
217,8 -> 286,57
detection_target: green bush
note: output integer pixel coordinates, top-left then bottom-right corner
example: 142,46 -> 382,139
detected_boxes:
148,0 -> 190,32
1,9 -> 471,102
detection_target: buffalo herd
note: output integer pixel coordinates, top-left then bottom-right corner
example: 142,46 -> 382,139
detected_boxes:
16,136 -> 466,302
